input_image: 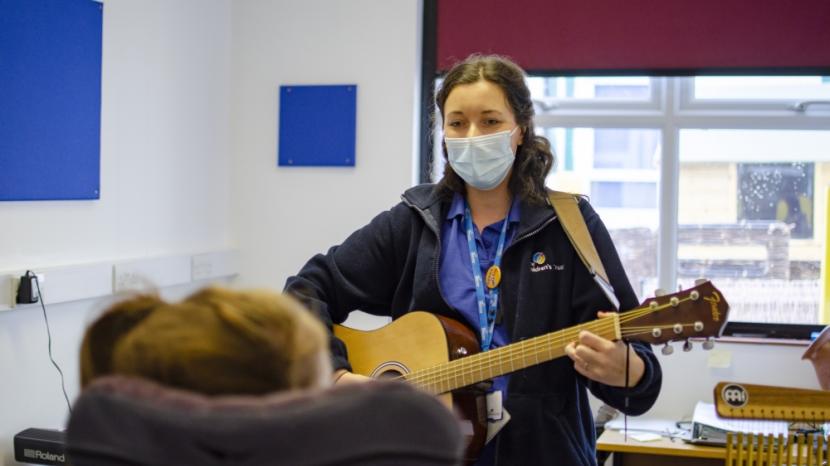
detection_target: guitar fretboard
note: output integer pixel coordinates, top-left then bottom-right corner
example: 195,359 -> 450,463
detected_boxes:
403,315 -> 621,394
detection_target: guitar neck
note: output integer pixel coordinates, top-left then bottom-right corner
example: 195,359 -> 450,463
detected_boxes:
403,314 -> 621,395
715,382 -> 830,422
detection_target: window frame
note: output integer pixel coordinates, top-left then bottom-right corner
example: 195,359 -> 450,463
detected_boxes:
678,76 -> 830,114
528,76 -> 662,113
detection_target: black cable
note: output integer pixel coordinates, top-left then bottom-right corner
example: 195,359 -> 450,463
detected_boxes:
623,340 -> 630,441
30,271 -> 73,414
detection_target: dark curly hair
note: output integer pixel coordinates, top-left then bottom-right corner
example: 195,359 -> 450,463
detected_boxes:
435,54 -> 555,205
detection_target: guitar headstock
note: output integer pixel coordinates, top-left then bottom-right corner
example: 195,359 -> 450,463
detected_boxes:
620,280 -> 730,355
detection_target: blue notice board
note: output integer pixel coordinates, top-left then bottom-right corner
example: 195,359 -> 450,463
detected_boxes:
0,0 -> 103,201
278,85 -> 356,167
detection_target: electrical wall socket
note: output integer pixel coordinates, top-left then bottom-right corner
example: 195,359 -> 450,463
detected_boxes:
191,251 -> 238,281
114,256 -> 190,292
27,264 -> 110,305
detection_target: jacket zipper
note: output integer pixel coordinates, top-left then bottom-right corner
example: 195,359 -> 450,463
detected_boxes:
400,197 -> 454,313
488,214 -> 559,464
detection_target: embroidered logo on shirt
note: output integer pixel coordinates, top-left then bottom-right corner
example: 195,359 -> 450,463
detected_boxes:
530,252 -> 563,272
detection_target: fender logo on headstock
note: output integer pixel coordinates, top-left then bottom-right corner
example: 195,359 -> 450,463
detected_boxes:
704,291 -> 722,322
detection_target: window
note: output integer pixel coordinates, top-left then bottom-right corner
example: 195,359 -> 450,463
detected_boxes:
591,182 -> 657,209
693,76 -> 830,101
677,129 -> 830,328
526,77 -> 652,100
428,75 -> 830,339
738,162 -> 814,239
594,129 -> 659,169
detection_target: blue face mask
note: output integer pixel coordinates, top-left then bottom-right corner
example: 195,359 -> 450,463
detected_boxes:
445,127 -> 519,191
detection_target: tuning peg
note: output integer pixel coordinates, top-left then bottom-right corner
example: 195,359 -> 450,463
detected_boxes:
661,343 -> 674,355
654,288 -> 668,297
694,278 -> 708,286
702,338 -> 715,350
682,339 -> 693,352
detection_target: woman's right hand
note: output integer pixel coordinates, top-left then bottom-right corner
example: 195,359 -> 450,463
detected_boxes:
333,369 -> 372,385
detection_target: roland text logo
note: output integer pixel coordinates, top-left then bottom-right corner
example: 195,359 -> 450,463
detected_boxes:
24,448 -> 65,463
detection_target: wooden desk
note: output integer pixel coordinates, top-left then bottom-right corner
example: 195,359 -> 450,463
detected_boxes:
597,429 -> 726,466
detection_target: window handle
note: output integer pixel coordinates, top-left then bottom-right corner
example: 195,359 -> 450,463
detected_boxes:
790,100 -> 830,112
532,98 -> 559,112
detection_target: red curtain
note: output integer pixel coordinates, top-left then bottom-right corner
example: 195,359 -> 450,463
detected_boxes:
437,0 -> 830,73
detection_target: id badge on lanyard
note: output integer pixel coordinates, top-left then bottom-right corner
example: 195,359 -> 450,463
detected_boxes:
463,202 -> 510,351
464,200 -> 514,444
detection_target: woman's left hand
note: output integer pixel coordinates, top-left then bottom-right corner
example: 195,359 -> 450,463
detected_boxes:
564,311 -> 645,387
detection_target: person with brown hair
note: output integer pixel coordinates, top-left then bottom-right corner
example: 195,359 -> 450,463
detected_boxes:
69,287 -> 466,465
80,287 -> 332,394
285,54 -> 662,465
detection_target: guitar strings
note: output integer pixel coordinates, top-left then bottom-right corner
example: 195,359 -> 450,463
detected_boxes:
401,297 -> 691,391
400,295 -> 702,392
405,321 -> 697,393
397,319 -> 600,383
403,319 -> 687,392
402,319 -> 618,391
406,324 -> 691,393
403,295 -> 692,389
402,318 -> 617,390
402,298 -> 700,391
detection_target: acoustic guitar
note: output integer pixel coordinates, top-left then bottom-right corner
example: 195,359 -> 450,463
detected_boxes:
334,280 -> 730,462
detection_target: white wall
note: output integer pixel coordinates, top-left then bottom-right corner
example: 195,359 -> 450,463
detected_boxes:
229,0 -> 422,291
0,0 -> 233,464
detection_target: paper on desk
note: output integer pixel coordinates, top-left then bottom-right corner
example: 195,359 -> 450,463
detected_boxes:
604,417 -> 680,436
692,401 -> 788,435
630,433 -> 663,442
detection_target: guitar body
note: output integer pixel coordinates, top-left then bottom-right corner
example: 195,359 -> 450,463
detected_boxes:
334,312 -> 487,462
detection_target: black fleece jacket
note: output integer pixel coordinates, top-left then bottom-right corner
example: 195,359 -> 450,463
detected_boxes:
285,184 -> 662,466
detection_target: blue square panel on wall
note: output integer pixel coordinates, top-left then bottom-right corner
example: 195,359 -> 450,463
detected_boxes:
0,0 -> 103,201
278,85 -> 356,167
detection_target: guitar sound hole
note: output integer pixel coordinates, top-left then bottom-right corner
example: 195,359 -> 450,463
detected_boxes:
370,361 -> 409,379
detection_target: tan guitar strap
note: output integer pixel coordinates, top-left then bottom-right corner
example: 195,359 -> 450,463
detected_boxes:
547,190 -> 620,310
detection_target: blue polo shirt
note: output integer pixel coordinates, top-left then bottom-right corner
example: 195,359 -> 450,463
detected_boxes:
438,192 -> 521,392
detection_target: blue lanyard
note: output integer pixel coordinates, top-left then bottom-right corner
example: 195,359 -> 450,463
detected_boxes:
463,200 -> 511,351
